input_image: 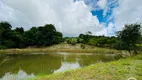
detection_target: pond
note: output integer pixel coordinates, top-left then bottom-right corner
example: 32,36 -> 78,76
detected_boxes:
0,52 -> 120,80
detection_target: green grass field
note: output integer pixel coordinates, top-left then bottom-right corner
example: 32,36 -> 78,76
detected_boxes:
34,54 -> 142,80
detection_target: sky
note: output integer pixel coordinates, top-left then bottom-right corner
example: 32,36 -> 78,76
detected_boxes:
0,0 -> 142,37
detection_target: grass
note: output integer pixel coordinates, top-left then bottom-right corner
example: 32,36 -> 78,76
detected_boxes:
0,44 -> 120,54
33,54 -> 142,80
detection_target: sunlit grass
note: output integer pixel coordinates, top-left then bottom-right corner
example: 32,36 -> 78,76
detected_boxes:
0,44 -> 120,54
34,54 -> 142,80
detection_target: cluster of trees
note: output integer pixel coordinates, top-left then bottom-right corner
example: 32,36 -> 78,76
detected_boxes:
64,31 -> 119,48
64,23 -> 142,55
63,37 -> 78,45
78,32 -> 119,48
0,21 -> 141,54
0,21 -> 63,49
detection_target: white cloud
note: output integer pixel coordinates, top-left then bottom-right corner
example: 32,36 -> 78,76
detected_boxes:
95,28 -> 107,36
94,23 -> 107,36
107,22 -> 115,36
97,0 -> 107,9
0,1 -> 33,28
107,22 -> 113,32
113,0 -> 142,31
102,0 -> 118,17
0,0 -> 105,36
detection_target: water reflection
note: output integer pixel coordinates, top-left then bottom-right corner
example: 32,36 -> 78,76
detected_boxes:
0,54 -> 62,78
0,52 -> 119,78
54,61 -> 80,73
0,70 -> 35,80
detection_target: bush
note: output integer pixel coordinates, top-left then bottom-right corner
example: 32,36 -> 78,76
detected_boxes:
80,44 -> 85,49
0,46 -> 7,49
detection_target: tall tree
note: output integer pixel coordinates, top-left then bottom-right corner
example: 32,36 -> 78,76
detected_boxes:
0,21 -> 14,48
117,23 -> 141,55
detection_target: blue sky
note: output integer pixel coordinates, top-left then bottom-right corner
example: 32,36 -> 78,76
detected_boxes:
91,0 -> 118,23
0,0 -> 142,36
88,0 -> 119,36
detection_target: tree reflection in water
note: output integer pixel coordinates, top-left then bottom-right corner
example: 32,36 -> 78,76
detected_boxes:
0,52 -> 119,78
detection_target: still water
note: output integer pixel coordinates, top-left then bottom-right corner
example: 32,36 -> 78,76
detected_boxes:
0,52 -> 119,79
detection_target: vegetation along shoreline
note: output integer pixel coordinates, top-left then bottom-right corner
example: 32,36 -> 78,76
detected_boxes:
34,53 -> 142,80
0,21 -> 141,80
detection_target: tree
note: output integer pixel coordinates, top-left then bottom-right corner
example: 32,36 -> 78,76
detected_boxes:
0,21 -> 13,48
36,24 -> 62,46
24,27 -> 38,46
79,31 -> 93,44
24,24 -> 63,47
15,27 -> 24,34
11,27 -> 25,48
117,23 -> 141,55
65,37 -> 78,45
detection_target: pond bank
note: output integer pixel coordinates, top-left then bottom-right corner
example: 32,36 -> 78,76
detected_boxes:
34,54 -> 142,80
0,44 -> 121,54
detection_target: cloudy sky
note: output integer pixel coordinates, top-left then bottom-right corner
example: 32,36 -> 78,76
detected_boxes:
0,0 -> 142,36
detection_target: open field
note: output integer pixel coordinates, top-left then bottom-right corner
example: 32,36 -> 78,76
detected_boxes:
34,53 -> 142,80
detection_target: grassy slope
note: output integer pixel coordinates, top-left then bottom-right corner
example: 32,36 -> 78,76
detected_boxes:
34,54 -> 142,80
0,44 -> 120,54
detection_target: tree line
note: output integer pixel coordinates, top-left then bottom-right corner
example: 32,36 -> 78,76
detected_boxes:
0,21 -> 142,54
64,33 -> 119,48
0,21 -> 63,49
64,24 -> 142,54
